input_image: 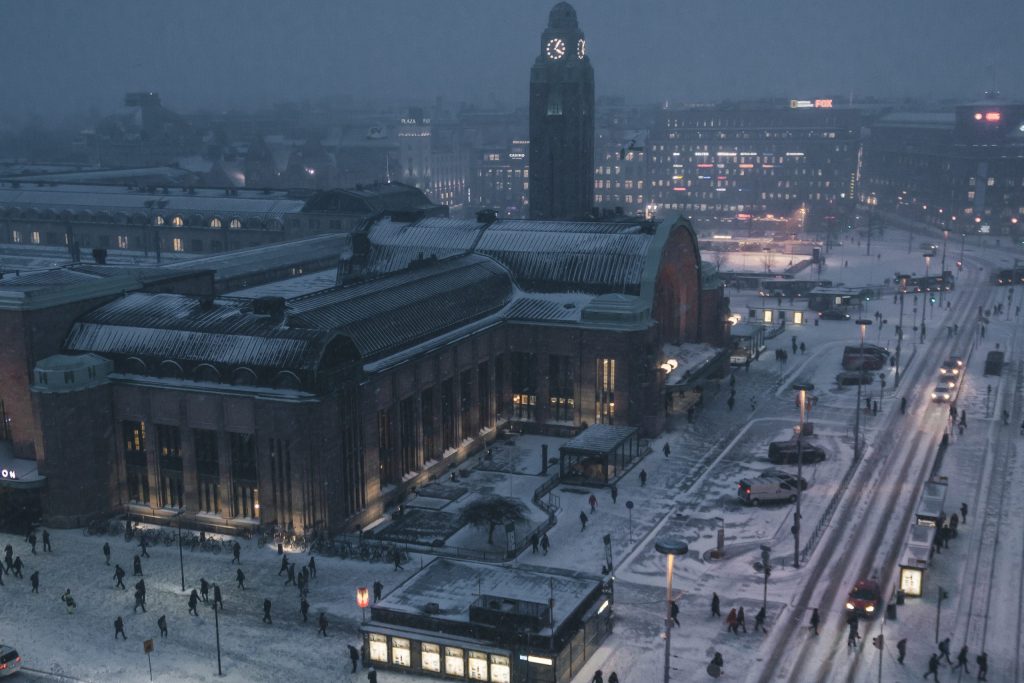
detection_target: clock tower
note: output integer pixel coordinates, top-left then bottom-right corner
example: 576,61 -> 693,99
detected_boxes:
529,2 -> 594,220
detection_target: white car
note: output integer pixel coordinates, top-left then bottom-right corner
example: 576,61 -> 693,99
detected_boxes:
0,645 -> 21,678
939,360 -> 960,376
931,385 -> 953,402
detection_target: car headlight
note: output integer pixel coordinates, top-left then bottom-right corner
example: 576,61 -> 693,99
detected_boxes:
865,605 -> 875,613
931,393 -> 938,399
845,602 -> 855,610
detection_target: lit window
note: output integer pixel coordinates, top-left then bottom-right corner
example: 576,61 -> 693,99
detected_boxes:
11,229 -> 22,243
490,654 -> 510,683
210,218 -> 222,228
468,651 -> 488,681
117,235 -> 129,249
172,237 -> 184,252
596,358 -> 616,424
154,215 -> 165,226
31,231 -> 40,245
391,637 -> 411,667
445,647 -> 465,676
171,215 -> 184,227
368,634 -> 388,663
421,643 -> 441,672
229,218 -> 242,229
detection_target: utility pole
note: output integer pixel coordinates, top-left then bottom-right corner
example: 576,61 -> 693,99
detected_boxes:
854,319 -> 873,460
760,545 -> 771,612
935,586 -> 948,644
939,228 -> 949,307
895,276 -> 907,387
792,384 -> 813,567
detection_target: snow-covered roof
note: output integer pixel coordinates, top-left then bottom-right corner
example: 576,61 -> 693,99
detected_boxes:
561,424 -> 639,454
164,233 -> 350,281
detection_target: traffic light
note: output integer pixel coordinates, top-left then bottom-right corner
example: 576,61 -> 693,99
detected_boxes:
872,634 -> 884,650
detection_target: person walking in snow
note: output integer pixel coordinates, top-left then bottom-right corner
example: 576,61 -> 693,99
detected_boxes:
754,606 -> 766,633
663,443 -> 670,458
610,484 -> 618,504
726,608 -> 738,634
639,469 -> 647,487
541,533 -> 550,555
588,494 -> 598,513
531,533 -> 539,553
896,637 -> 906,664
608,673 -> 619,683
952,644 -> 970,673
113,564 -> 126,590
308,555 -> 317,579
285,562 -> 296,586
103,542 -> 111,565
232,541 -> 241,564
213,584 -> 223,610
737,606 -> 747,633
114,616 -> 127,640
976,652 -> 988,680
134,588 -> 147,613
393,549 -> 404,572
938,637 -> 953,665
61,588 -> 76,614
28,532 -> 36,555
236,569 -> 246,590
367,667 -> 377,683
300,596 -> 310,622
188,590 -> 199,616
670,600 -> 680,627
709,651 -> 724,677
42,530 -> 51,552
318,611 -> 328,636
711,592 -> 721,617
138,536 -> 150,558
30,570 -> 39,593
11,556 -> 22,579
373,580 -> 383,602
263,599 -> 273,624
923,653 -> 940,680
846,616 -> 860,648
348,644 -> 360,672
279,554 -> 289,576
200,577 -> 210,603
960,502 -> 968,524
4,543 -> 13,571
132,554 -> 143,577
591,670 -> 603,683
579,511 -> 589,531
809,608 -> 820,635
158,614 -> 168,637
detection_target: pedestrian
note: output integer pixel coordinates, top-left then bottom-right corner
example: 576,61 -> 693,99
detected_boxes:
139,536 -> 149,558
670,600 -> 680,627
12,556 -> 23,579
114,615 -> 127,640
737,606 -> 747,633
300,596 -> 310,622
663,442 -> 670,458
754,606 -> 766,632
279,554 -> 289,576
232,541 -> 241,564
541,533 -> 550,555
114,564 -> 126,589
30,570 -> 39,593
800,342 -> 806,354
923,653 -> 940,680
308,555 -> 317,578
158,614 -> 168,637
367,667 -> 377,683
236,568 -> 246,590
348,644 -> 361,672
588,493 -> 597,513
847,621 -> 859,648
901,396 -> 907,415
531,533 -> 539,554
4,543 -> 12,571
591,670 -> 603,683
263,598 -> 272,624
393,549 -> 404,572
896,637 -> 906,664
134,588 -> 147,613
950,513 -> 959,537
285,562 -> 296,586
726,607 -> 738,634
709,651 -> 724,676
608,673 -> 619,683
711,592 -> 721,617
200,577 -> 210,603
960,502 -> 968,524
727,395 -> 735,411
687,406 -> 695,423
750,396 -> 757,411
132,554 -> 142,577
318,611 -> 328,636
639,469 -> 647,487
1002,409 -> 1009,425
103,542 -> 111,565
213,583 -> 223,610
872,400 -> 878,415
610,484 -> 618,504
939,637 -> 953,665
61,588 -> 76,614
809,608 -> 820,635
373,580 -> 383,602
976,651 -> 988,680
579,511 -> 588,531
952,645 -> 970,673
960,410 -> 967,429
188,590 -> 199,616
42,530 -> 51,552
28,532 -> 36,555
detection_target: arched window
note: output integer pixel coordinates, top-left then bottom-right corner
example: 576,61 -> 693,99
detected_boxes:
171,215 -> 184,227
159,360 -> 183,379
229,218 -> 242,229
124,357 -> 148,374
272,371 -> 303,391
154,215 -> 165,226
194,364 -> 221,383
209,217 -> 222,229
231,367 -> 257,386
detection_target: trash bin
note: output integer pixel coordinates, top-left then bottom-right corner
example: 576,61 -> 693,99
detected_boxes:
896,590 -> 905,605
885,603 -> 897,620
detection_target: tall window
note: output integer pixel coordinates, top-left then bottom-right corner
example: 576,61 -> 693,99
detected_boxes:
11,229 -> 22,243
477,361 -> 492,429
30,231 -> 40,245
494,354 -> 505,420
440,378 -> 456,452
421,387 -> 436,461
596,358 -> 616,424
193,429 -> 220,514
549,354 -> 575,422
229,433 -> 259,518
209,217 -> 222,228
156,425 -> 183,508
171,215 -> 184,227
122,420 -> 149,504
229,218 -> 242,229
510,352 -> 537,420
459,369 -> 473,440
172,237 -> 184,252
378,407 -> 399,486
268,438 -> 292,528
399,396 -> 417,475
117,235 -> 129,249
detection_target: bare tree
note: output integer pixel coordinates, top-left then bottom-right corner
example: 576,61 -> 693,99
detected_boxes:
457,495 -> 530,544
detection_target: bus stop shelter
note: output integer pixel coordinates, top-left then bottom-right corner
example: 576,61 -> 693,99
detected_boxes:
559,425 -> 640,485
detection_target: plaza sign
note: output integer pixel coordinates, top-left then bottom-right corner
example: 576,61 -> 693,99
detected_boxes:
790,99 -> 833,109
1,468 -> 15,480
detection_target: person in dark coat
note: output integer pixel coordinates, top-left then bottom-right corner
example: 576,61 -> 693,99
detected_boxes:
188,590 -> 199,616
278,555 -> 289,575
262,598 -> 272,624
960,502 -> 968,524
114,616 -> 127,640
317,611 -> 328,636
663,443 -> 670,458
591,670 -> 603,683
367,668 -> 377,683
308,556 -> 317,578
135,578 -> 146,599
30,570 -> 39,593
579,511 -> 589,531
132,554 -> 143,577
531,533 -> 539,553
737,606 -> 747,633
726,608 -> 738,634
12,557 -> 23,579
923,653 -> 940,679
977,651 -> 988,680
670,600 -> 680,627
200,578 -> 210,603
42,530 -> 51,552
754,606 -> 766,632
157,614 -> 168,637
809,608 -> 820,635
28,532 -> 36,554
114,564 -> 126,589
588,494 -> 597,513
896,637 -> 906,664
951,644 -> 970,673
134,588 -> 147,613
711,592 -> 721,617
348,644 -> 360,672
541,533 -> 550,555
938,637 -> 953,665
846,617 -> 860,648
139,536 -> 150,558
639,469 -> 647,487
608,673 -> 619,683
373,580 -> 383,602
610,484 -> 618,504
213,584 -> 223,610
232,541 -> 241,564
4,543 -> 13,571
393,550 -> 403,572
61,588 -> 76,614
285,562 -> 296,586
236,569 -> 246,590
103,542 -> 111,565
300,597 -> 310,622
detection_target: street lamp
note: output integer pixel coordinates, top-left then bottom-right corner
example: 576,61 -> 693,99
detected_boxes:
854,319 -> 873,462
655,538 -> 688,683
895,275 -> 907,387
174,508 -> 186,592
213,601 -> 223,676
922,254 -> 931,333
939,229 -> 949,306
759,545 -> 772,613
357,586 -> 370,624
791,383 -> 814,568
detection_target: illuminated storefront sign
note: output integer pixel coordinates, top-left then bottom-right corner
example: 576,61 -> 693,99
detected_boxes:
1,468 -> 15,480
790,99 -> 833,109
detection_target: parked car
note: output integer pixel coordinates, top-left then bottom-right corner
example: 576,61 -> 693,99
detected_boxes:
939,359 -> 961,376
949,354 -> 965,368
768,440 -> 827,464
931,385 -> 953,402
836,370 -> 874,386
819,309 -> 851,320
737,477 -> 798,506
845,344 -> 890,359
845,579 -> 882,617
0,646 -> 21,678
842,354 -> 886,371
984,350 -> 1005,376
762,469 -> 809,490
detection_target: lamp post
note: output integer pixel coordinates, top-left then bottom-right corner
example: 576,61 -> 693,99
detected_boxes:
625,501 -> 634,542
939,228 -> 949,306
792,383 -> 813,568
895,275 -> 907,387
175,508 -> 186,592
854,319 -> 873,462
213,601 -> 223,676
655,539 -> 688,683
357,586 -> 370,624
922,254 -> 931,333
759,545 -> 772,613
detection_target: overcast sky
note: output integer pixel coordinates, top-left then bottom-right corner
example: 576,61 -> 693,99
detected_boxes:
2,0 -> 1022,125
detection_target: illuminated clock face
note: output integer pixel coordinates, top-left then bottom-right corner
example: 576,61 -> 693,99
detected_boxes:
577,38 -> 586,59
545,38 -> 565,60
